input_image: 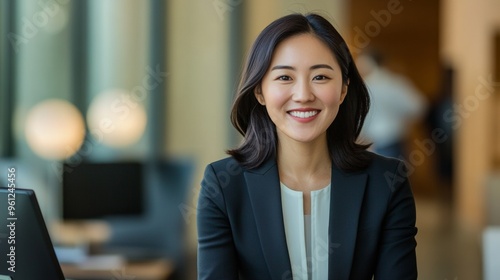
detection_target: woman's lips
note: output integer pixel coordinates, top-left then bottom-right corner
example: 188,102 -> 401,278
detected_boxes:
287,109 -> 320,122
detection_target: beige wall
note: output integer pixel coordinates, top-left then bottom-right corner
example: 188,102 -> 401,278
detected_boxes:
166,0 -> 233,248
441,0 -> 499,230
166,1 -> 231,162
243,0 -> 348,52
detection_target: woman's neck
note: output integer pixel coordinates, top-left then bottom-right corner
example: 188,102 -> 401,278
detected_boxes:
277,135 -> 331,190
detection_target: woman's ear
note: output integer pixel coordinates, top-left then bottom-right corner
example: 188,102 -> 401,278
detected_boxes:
254,86 -> 266,105
340,80 -> 349,103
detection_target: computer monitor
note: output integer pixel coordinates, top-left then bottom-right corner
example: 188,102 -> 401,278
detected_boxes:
62,161 -> 144,220
0,187 -> 65,280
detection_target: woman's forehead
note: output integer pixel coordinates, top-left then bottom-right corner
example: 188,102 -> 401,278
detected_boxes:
269,34 -> 339,68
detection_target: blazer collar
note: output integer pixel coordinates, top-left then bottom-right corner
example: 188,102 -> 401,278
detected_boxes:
244,159 -> 292,279
244,158 -> 368,280
328,167 -> 368,279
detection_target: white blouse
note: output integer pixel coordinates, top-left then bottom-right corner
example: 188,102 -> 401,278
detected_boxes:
280,183 -> 331,280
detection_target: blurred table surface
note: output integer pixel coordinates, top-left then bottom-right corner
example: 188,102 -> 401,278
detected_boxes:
61,258 -> 174,280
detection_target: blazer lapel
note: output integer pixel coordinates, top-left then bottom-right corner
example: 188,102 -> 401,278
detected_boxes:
244,159 -> 292,280
329,166 -> 368,279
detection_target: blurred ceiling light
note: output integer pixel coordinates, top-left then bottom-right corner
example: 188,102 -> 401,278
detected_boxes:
87,89 -> 147,148
25,99 -> 86,160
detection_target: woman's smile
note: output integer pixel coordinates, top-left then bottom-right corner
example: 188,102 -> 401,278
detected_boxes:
287,108 -> 320,123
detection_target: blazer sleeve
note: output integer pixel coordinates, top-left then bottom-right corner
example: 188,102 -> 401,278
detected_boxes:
374,160 -> 418,280
197,164 -> 239,280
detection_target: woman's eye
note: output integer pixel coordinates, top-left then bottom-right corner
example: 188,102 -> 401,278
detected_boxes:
277,75 -> 291,81
313,75 -> 329,81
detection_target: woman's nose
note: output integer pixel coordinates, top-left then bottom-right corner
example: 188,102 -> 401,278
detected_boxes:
291,80 -> 315,102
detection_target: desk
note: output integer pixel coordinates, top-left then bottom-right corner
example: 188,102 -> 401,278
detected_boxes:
61,258 -> 174,280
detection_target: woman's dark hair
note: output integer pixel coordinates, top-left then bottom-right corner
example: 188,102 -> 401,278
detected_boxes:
227,13 -> 372,172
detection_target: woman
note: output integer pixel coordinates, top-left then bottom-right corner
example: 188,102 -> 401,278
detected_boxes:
197,13 -> 417,280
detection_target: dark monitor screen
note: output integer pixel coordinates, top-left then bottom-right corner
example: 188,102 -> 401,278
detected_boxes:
0,187 -> 65,279
62,162 -> 143,220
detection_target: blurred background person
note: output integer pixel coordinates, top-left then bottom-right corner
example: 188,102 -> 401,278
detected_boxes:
357,49 -> 427,159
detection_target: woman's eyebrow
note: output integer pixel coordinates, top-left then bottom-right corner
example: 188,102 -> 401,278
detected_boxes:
310,64 -> 333,70
271,64 -> 334,71
271,65 -> 295,71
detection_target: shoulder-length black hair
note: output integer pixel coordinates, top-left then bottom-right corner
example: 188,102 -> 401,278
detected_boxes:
227,13 -> 372,172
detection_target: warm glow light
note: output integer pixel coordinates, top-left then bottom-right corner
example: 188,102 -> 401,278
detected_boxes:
87,89 -> 147,147
25,99 -> 86,160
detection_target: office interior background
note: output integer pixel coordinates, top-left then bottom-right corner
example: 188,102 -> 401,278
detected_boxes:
1,0 -> 499,279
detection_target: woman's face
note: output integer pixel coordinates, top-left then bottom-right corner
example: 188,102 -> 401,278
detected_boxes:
256,33 -> 347,145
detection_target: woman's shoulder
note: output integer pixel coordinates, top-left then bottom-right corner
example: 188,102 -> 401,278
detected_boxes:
207,156 -> 242,170
204,156 -> 247,179
363,152 -> 406,174
207,156 -> 276,174
361,152 -> 411,190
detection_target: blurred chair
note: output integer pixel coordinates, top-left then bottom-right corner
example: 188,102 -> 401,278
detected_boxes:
102,158 -> 194,278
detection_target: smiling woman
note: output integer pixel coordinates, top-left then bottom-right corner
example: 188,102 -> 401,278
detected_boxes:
197,13 -> 418,280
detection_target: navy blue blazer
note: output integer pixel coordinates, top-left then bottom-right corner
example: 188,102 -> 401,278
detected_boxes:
197,154 -> 417,279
